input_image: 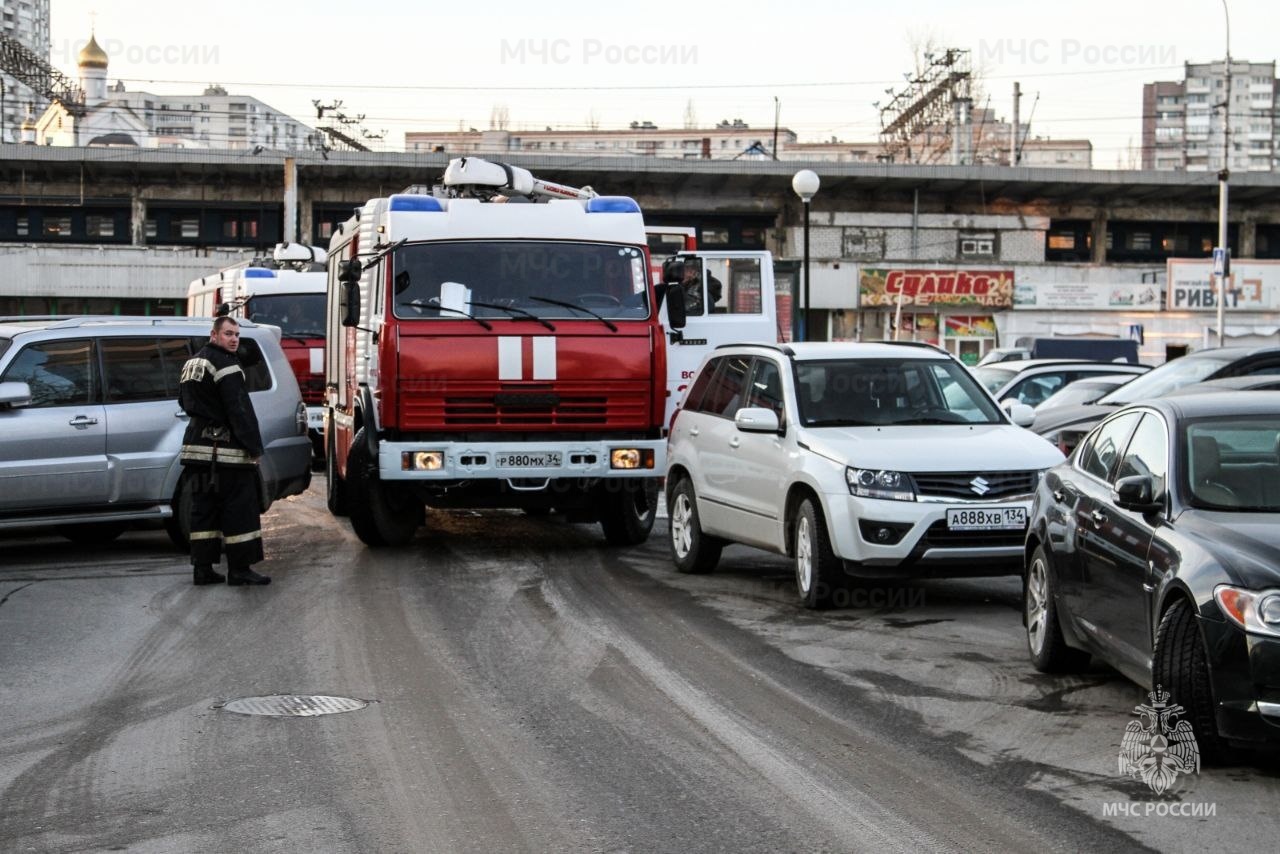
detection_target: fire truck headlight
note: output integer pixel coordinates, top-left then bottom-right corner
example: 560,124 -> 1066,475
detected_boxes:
402,451 -> 444,471
610,448 -> 654,470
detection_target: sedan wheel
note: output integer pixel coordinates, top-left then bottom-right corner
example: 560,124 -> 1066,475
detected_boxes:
1024,545 -> 1089,672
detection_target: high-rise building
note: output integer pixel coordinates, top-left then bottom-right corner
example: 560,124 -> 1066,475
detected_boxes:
1142,60 -> 1278,172
0,0 -> 50,144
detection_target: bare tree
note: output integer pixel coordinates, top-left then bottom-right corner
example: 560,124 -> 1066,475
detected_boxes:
586,108 -> 601,131
490,104 -> 510,131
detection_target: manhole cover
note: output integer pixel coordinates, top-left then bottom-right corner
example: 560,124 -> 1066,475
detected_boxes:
220,695 -> 368,717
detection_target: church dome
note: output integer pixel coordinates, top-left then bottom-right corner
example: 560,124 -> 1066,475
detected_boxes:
78,34 -> 109,69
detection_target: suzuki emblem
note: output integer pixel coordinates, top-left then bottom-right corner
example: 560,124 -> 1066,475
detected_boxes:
969,476 -> 991,495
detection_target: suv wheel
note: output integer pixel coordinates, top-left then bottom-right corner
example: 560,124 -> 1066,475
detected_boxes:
794,497 -> 843,609
668,477 -> 722,573
164,471 -> 194,551
346,428 -> 423,547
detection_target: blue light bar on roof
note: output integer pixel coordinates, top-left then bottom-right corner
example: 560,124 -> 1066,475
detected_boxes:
586,196 -> 641,214
244,268 -> 276,278
389,195 -> 445,212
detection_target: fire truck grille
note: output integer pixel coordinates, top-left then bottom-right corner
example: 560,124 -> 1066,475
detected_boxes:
298,378 -> 326,405
402,383 -> 650,429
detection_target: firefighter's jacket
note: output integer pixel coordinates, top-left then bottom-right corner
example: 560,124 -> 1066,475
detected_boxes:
178,342 -> 264,467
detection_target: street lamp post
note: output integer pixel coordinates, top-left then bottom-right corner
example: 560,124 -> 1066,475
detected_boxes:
1217,0 -> 1232,347
791,169 -> 820,342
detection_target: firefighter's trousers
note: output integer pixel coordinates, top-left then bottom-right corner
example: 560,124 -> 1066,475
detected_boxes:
186,466 -> 264,568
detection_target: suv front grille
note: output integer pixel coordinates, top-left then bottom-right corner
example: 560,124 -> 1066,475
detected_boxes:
918,520 -> 1025,549
912,471 -> 1037,500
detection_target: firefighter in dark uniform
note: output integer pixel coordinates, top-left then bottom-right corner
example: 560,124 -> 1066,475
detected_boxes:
178,316 -> 271,586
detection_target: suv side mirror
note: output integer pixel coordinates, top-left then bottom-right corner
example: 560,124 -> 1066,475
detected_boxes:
1113,474 -> 1163,513
665,284 -> 687,329
734,406 -> 780,433
1007,402 -> 1036,428
341,281 -> 361,328
0,381 -> 32,409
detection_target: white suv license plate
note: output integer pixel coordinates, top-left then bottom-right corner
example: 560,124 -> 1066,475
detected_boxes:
946,507 -> 1027,531
497,452 -> 563,468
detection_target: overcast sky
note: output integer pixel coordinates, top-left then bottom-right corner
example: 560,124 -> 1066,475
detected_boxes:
50,0 -> 1276,165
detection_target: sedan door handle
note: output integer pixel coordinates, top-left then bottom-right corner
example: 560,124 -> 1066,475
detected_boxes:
689,427 -> 699,437
1090,509 -> 1108,525
68,415 -> 98,427
729,437 -> 740,449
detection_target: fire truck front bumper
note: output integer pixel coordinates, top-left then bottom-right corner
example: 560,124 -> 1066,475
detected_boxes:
377,439 -> 666,482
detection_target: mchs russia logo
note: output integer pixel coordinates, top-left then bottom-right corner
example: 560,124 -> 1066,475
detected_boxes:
1118,685 -> 1200,795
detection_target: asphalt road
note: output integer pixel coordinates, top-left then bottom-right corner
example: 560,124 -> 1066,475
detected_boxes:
1,481 -> 1277,853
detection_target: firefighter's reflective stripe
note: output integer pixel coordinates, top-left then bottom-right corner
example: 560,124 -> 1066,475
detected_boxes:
180,445 -> 255,464
179,357 -> 216,383
190,530 -> 221,541
224,530 -> 262,545
214,364 -> 244,382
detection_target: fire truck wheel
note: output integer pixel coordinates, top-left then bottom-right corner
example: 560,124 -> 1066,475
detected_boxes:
325,428 -> 348,517
346,428 -> 423,547
599,479 -> 659,546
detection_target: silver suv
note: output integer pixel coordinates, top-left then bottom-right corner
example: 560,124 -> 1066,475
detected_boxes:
0,317 -> 312,545
665,342 -> 1064,608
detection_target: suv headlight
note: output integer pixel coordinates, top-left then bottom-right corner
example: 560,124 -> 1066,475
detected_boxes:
1214,585 -> 1280,638
846,467 -> 915,501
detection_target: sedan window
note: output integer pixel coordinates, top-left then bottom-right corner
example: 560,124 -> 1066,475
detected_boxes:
1078,412 -> 1141,481
1184,417 -> 1280,510
1114,413 -> 1168,497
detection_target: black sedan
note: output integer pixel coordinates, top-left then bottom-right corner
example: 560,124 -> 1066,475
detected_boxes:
1023,392 -> 1280,761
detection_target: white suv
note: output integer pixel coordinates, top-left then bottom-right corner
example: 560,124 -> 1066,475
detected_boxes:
665,342 -> 1064,608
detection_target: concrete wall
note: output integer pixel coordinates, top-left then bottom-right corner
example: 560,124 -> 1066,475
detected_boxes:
0,245 -> 254,301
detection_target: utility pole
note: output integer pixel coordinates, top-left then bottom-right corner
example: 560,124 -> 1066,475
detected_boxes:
1216,0 -> 1232,346
772,96 -> 780,161
1010,82 -> 1021,165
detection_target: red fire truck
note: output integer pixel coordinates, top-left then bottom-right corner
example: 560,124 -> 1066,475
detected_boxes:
323,158 -> 685,547
188,243 -> 328,458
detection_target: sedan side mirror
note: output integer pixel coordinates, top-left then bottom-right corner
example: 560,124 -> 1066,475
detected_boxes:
734,406 -> 780,434
1113,475 -> 1163,513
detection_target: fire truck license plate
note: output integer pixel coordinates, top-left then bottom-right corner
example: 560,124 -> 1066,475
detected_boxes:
946,507 -> 1027,531
497,452 -> 563,468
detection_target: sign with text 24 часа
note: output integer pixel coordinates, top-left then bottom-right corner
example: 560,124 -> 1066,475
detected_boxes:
860,268 -> 1015,309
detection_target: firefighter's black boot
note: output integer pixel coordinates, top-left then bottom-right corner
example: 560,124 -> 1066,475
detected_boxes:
227,564 -> 271,586
193,563 -> 225,585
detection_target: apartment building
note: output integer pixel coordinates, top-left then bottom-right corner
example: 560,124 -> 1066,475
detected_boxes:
0,0 -> 49,144
1142,60 -> 1278,171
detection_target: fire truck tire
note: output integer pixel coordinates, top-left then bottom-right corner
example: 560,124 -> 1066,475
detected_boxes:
599,479 -> 659,546
346,428 -> 423,547
325,428 -> 348,517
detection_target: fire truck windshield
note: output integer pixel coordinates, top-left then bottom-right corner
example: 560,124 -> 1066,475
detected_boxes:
244,293 -> 326,337
392,241 -> 650,321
